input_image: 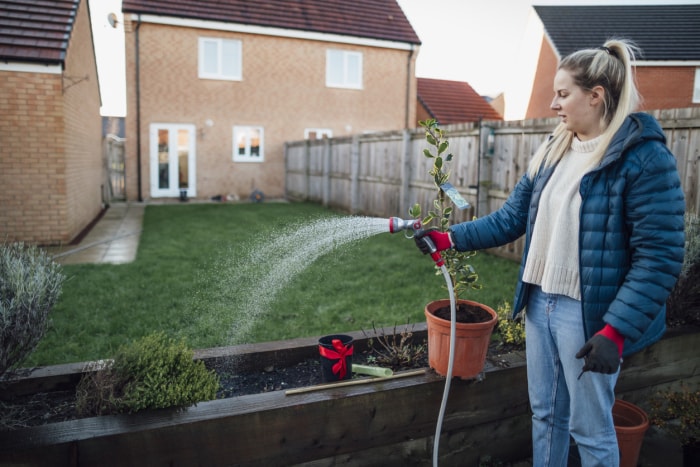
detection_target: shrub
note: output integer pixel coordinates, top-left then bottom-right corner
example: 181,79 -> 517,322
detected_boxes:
0,243 -> 64,376
363,322 -> 427,369
76,332 -> 219,416
649,383 -> 700,446
666,213 -> 700,326
495,302 -> 525,348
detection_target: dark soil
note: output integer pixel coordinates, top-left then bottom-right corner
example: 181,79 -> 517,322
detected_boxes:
1,317 -> 517,431
432,302 -> 494,323
0,348 -> 429,430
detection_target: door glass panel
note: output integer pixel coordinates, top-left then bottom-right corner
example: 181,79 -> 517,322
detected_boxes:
158,129 -> 169,189
178,129 -> 189,189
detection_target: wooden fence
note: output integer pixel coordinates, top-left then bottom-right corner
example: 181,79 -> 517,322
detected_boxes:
285,107 -> 700,260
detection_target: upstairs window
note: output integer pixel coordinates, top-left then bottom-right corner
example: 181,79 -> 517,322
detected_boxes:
694,68 -> 700,103
326,49 -> 362,89
233,126 -> 264,162
199,38 -> 242,81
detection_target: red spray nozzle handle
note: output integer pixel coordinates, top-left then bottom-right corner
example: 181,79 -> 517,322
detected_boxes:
420,235 -> 445,267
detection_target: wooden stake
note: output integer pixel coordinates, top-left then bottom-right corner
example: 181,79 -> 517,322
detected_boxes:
285,369 -> 427,395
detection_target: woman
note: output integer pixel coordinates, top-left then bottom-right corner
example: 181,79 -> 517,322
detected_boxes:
416,39 -> 685,465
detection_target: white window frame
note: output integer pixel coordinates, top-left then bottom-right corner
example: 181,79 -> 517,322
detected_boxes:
233,126 -> 264,162
199,37 -> 242,81
304,128 -> 333,140
693,68 -> 700,103
326,49 -> 362,89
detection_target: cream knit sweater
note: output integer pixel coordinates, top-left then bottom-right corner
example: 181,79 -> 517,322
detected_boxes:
522,135 -> 602,300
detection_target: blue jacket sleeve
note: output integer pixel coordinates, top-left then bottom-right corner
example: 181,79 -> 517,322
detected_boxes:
450,173 -> 533,252
605,141 -> 686,341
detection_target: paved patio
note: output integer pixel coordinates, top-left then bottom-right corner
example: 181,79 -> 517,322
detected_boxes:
48,203 -> 144,265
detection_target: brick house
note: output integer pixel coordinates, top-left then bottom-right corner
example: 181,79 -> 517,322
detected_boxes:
121,0 -> 420,202
416,77 -> 503,125
0,0 -> 103,245
526,4 -> 700,119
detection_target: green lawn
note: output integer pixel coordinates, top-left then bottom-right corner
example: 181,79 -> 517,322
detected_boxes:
27,202 -> 519,366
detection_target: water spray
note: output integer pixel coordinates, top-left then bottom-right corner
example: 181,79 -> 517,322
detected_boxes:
389,216 -> 456,467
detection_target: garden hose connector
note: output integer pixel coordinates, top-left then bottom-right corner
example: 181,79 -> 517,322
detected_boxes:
388,217 -> 445,267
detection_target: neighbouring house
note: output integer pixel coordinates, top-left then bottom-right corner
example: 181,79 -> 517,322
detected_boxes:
526,3 -> 700,119
121,0 -> 421,202
0,0 -> 103,245
416,77 -> 503,125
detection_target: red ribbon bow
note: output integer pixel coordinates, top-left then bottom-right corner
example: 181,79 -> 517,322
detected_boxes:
319,338 -> 353,379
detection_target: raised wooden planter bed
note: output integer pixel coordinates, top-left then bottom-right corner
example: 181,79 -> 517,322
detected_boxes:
1,325 -> 698,466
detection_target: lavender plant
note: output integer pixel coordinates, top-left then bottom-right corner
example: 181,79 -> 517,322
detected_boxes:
0,243 -> 64,376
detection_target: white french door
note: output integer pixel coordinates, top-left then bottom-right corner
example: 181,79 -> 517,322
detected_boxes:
150,123 -> 196,198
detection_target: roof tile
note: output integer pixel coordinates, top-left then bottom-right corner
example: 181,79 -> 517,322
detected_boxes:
417,77 -> 502,124
122,0 -> 421,45
534,4 -> 700,61
0,0 -> 79,64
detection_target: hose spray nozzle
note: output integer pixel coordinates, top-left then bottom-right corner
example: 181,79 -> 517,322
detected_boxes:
388,217 -> 422,235
388,217 -> 445,267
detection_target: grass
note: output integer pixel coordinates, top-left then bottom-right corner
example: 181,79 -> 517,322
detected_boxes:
26,202 -> 519,367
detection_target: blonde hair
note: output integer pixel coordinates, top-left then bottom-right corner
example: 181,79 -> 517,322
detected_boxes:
527,39 -> 641,178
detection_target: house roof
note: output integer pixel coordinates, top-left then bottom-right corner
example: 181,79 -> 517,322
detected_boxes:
0,0 -> 80,65
534,4 -> 700,61
417,77 -> 502,124
122,0 -> 421,45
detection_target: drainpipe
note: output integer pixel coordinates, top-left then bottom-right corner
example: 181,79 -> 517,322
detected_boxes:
135,15 -> 143,202
404,45 -> 415,129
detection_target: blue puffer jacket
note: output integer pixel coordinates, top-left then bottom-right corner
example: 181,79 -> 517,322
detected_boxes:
451,112 -> 685,357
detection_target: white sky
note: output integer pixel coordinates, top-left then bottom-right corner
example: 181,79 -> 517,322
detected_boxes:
91,0 -> 700,120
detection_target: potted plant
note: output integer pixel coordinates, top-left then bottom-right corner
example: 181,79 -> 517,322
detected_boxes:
411,119 -> 498,379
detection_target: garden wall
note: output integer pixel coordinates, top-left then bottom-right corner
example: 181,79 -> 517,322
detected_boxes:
1,326 -> 697,466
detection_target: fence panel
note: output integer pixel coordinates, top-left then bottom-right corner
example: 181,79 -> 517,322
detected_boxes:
285,108 -> 700,260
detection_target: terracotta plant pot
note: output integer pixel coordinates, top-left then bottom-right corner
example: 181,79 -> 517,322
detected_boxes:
613,399 -> 649,467
424,299 -> 498,379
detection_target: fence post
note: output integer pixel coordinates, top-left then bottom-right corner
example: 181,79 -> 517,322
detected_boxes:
400,129 -> 412,216
350,135 -> 360,214
322,137 -> 331,207
303,139 -> 311,201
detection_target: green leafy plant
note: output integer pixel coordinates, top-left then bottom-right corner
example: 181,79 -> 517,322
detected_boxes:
76,332 -> 219,416
0,243 -> 64,377
494,302 -> 525,348
649,383 -> 700,446
363,322 -> 427,369
411,119 -> 481,300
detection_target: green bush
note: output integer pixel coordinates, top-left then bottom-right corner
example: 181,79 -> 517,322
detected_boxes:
495,302 -> 526,348
76,332 -> 219,415
0,243 -> 64,376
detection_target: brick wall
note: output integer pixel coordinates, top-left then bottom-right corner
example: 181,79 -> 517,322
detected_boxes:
526,39 -> 700,119
123,18 -> 417,201
62,0 -> 103,240
0,0 -> 102,244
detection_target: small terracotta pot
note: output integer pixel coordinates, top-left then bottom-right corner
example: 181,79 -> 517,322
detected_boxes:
613,399 -> 649,467
424,299 -> 498,379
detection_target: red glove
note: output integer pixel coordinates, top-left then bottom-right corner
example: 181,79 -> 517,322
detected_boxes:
414,229 -> 454,255
597,324 -> 625,357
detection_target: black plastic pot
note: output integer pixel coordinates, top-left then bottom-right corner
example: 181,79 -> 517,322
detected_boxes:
318,334 -> 353,382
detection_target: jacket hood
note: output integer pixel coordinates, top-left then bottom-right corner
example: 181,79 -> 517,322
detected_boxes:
604,112 -> 667,162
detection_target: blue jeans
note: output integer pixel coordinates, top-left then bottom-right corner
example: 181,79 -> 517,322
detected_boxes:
525,286 -> 620,467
